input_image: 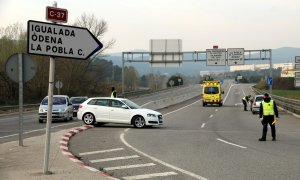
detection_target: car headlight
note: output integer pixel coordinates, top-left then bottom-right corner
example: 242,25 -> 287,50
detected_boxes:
59,108 -> 67,112
147,113 -> 156,117
39,109 -> 44,113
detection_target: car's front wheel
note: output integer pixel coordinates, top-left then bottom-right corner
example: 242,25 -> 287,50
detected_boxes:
82,113 -> 95,125
133,116 -> 146,128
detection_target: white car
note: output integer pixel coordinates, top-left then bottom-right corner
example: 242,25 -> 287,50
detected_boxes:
38,95 -> 73,123
77,97 -> 163,128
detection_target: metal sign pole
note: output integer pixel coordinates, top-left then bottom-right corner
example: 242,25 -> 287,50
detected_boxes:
18,53 -> 23,146
270,49 -> 273,94
122,52 -> 125,95
43,1 -> 56,174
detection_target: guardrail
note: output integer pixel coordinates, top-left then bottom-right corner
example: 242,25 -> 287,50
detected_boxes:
0,85 -> 189,114
252,88 -> 300,115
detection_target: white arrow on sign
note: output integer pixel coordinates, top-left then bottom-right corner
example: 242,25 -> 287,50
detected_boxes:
27,20 -> 103,60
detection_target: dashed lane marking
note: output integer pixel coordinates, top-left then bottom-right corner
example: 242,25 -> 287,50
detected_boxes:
215,109 -> 218,112
79,148 -> 124,156
201,123 -> 206,128
164,100 -> 200,116
104,163 -> 156,171
216,138 -> 247,149
90,155 -> 140,163
209,115 -> 213,118
122,171 -> 178,180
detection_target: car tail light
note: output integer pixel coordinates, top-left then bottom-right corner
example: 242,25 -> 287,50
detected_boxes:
79,105 -> 83,109
254,101 -> 256,106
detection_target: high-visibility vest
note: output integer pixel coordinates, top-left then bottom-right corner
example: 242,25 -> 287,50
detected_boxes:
111,90 -> 116,98
262,100 -> 274,116
243,96 -> 248,101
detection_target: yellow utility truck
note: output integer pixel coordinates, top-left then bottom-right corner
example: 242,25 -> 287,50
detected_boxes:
202,81 -> 224,107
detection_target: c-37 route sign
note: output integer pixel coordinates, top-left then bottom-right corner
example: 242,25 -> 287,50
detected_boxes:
27,20 -> 103,60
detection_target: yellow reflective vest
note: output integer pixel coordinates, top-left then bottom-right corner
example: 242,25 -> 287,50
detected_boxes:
111,90 -> 116,98
262,100 -> 274,116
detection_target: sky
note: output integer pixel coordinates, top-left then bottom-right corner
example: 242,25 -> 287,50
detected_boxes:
1,0 -> 300,54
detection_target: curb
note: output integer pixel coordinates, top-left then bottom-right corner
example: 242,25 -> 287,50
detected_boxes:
60,125 -> 119,180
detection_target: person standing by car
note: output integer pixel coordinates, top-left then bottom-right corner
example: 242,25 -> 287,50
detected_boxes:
111,87 -> 117,98
259,93 -> 279,141
242,95 -> 251,111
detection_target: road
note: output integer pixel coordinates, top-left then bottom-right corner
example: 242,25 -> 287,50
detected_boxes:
69,82 -> 300,180
0,84 -> 200,144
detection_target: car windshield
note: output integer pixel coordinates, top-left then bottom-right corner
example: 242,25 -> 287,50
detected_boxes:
70,97 -> 87,104
255,96 -> 264,102
204,87 -> 219,94
121,99 -> 141,109
41,97 -> 66,105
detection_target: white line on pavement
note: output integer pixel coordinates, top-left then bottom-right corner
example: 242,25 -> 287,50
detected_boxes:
164,100 -> 200,116
216,138 -> 247,149
120,133 -> 208,180
79,148 -> 124,156
0,121 -> 81,139
141,101 -> 154,107
104,163 -> 156,171
90,155 -> 139,163
223,84 -> 234,104
201,123 -> 206,128
215,109 -> 218,112
241,87 -> 246,96
209,115 -> 213,118
123,171 -> 178,180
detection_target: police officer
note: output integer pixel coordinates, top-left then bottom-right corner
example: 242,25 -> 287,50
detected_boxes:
259,93 -> 279,141
242,95 -> 251,111
111,87 -> 117,98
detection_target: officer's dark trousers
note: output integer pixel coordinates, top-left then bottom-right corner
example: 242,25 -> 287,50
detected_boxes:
242,100 -> 247,111
261,115 -> 276,139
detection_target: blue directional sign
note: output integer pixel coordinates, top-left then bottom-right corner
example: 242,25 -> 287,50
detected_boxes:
267,77 -> 273,86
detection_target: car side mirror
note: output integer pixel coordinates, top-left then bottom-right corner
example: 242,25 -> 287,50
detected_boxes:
121,105 -> 128,109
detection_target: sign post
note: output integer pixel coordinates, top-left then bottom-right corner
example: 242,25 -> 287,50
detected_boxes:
31,2 -> 103,175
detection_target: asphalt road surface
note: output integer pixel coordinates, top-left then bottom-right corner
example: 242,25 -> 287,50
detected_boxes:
69,82 -> 300,180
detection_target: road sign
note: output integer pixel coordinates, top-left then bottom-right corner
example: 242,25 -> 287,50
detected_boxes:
227,48 -> 244,66
295,56 -> 300,63
46,6 -> 68,23
206,49 -> 226,66
295,64 -> 300,70
295,80 -> 300,87
55,81 -> 63,89
5,53 -> 37,82
27,20 -> 103,60
267,77 -> 273,86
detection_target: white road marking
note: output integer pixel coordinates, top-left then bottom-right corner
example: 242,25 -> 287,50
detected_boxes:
79,148 -> 124,156
104,163 -> 156,171
123,171 -> 178,180
120,133 -> 208,180
90,155 -> 139,163
141,101 -> 154,107
223,84 -> 234,104
209,115 -> 213,118
201,123 -> 206,128
215,109 -> 218,112
125,128 -> 130,132
0,121 -> 81,139
241,88 -> 246,96
216,138 -> 247,149
164,100 -> 200,116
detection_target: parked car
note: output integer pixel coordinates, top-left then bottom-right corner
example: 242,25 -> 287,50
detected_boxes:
77,97 -> 163,128
38,95 -> 73,123
70,96 -> 88,117
251,95 -> 265,114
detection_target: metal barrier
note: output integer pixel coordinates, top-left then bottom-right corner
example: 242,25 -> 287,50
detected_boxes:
0,104 -> 39,114
252,88 -> 300,115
